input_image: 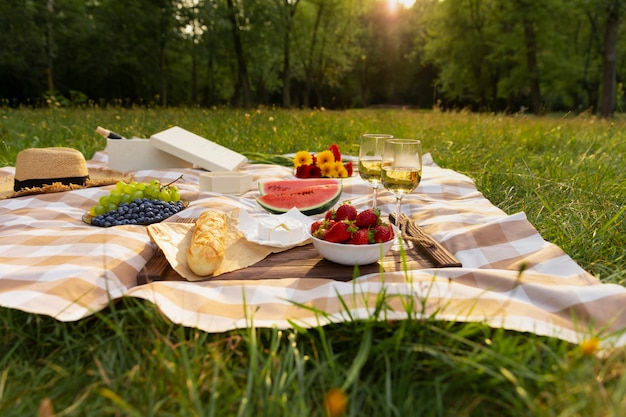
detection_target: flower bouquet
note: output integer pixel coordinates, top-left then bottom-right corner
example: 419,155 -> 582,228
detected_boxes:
293,144 -> 353,179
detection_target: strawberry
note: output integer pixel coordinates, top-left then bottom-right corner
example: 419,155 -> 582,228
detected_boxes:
310,220 -> 324,235
324,220 -> 355,243
373,223 -> 394,243
313,219 -> 334,239
355,208 -> 380,228
324,209 -> 335,221
335,203 -> 357,221
348,228 -> 373,245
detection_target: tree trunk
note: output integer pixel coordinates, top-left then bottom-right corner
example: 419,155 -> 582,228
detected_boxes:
600,0 -> 620,118
281,0 -> 300,108
45,0 -> 55,95
302,1 -> 324,108
522,18 -> 542,114
226,0 -> 251,107
282,25 -> 292,107
191,36 -> 197,105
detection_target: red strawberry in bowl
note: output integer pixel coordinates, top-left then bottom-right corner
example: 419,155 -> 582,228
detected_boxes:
348,228 -> 374,245
373,224 -> 394,243
355,208 -> 380,228
310,219 -> 325,235
324,220 -> 356,243
335,203 -> 357,221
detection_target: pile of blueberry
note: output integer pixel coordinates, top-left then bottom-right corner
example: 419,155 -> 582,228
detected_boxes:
90,198 -> 185,227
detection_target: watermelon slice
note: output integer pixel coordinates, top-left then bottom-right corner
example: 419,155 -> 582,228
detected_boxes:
256,179 -> 342,216
258,178 -> 342,195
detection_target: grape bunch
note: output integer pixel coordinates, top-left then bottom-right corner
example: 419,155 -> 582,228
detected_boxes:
90,198 -> 185,227
89,179 -> 181,217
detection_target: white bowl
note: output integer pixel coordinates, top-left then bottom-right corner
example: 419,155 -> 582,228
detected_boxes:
308,224 -> 399,266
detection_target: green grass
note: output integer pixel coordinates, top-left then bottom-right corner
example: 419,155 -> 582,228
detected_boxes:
1,107 -> 626,416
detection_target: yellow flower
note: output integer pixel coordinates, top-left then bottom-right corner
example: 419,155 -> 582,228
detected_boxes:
294,151 -> 313,168
335,162 -> 348,178
580,337 -> 600,356
319,162 -> 336,177
324,388 -> 347,417
315,150 -> 335,166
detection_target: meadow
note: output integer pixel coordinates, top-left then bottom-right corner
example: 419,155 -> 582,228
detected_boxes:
1,107 -> 625,416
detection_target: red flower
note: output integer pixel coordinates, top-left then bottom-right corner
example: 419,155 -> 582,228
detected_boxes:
309,165 -> 322,177
295,164 -> 322,178
344,161 -> 353,176
296,165 -> 312,178
329,144 -> 341,163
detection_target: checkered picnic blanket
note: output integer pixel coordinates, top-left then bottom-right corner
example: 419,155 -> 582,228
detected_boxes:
1,151 -> 626,349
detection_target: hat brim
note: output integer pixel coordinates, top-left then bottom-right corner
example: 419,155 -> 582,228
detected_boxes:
0,168 -> 134,200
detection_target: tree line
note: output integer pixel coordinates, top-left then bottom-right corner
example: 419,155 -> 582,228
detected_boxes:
0,0 -> 624,116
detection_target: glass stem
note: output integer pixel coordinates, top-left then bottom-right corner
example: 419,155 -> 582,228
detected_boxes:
372,185 -> 378,208
395,196 -> 402,226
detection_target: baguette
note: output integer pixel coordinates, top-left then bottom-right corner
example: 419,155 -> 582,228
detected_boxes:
187,210 -> 227,276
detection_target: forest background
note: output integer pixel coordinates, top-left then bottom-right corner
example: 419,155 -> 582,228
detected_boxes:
0,0 -> 624,116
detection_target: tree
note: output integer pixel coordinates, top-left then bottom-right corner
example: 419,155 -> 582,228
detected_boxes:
513,0 -> 543,114
226,0 -> 251,107
273,0 -> 301,107
292,0 -> 361,107
422,0 -> 499,110
600,0 -> 622,117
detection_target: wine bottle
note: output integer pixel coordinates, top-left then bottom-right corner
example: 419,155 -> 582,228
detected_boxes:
95,126 -> 125,140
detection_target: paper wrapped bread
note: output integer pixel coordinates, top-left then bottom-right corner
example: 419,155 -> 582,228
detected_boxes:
187,210 -> 227,276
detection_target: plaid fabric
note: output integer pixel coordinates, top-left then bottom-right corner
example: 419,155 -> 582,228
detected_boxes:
1,151 -> 625,349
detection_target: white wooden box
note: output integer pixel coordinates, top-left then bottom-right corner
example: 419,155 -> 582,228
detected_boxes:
199,172 -> 253,194
106,138 -> 193,172
150,126 -> 247,172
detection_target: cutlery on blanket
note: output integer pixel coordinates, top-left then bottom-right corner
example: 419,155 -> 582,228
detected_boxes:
389,213 -> 462,268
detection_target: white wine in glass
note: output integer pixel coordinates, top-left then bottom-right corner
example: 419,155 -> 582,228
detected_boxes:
358,133 -> 393,208
382,139 -> 422,234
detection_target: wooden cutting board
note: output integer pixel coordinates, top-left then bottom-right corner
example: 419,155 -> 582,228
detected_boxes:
138,242 -> 449,285
137,217 -> 461,285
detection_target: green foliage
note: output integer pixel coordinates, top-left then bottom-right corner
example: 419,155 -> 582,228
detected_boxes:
2,0 -> 624,112
1,108 -> 626,415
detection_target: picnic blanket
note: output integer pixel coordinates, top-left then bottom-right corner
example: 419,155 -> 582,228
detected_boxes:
1,151 -> 626,350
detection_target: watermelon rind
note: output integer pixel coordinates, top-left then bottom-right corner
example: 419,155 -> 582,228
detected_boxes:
256,182 -> 343,216
258,178 -> 341,196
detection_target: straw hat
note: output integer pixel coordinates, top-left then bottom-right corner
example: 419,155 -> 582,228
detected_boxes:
0,147 -> 133,199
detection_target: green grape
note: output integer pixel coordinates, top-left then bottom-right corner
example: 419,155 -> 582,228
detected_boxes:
115,181 -> 126,191
135,182 -> 147,191
145,184 -> 159,199
89,206 -> 98,216
121,193 -> 133,203
131,190 -> 144,200
99,195 -> 110,206
170,190 -> 181,203
109,190 -> 122,204
150,179 -> 160,187
158,190 -> 171,202
123,184 -> 135,194
106,203 -> 117,212
94,205 -> 107,215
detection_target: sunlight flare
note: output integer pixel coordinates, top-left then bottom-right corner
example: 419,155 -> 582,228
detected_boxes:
387,0 -> 416,13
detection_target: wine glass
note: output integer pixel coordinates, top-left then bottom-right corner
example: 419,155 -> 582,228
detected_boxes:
358,133 -> 393,208
381,139 -> 422,237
